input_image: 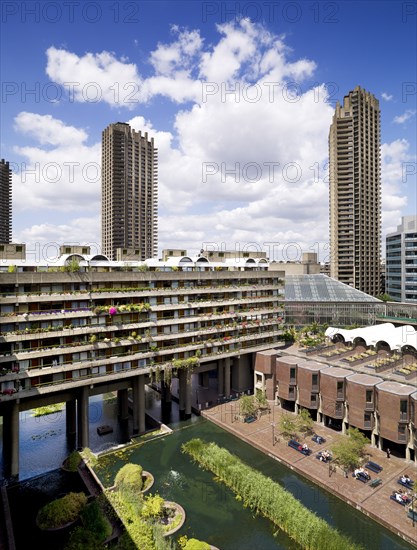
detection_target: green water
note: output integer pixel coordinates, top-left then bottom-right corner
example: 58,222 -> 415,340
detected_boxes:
94,418 -> 415,550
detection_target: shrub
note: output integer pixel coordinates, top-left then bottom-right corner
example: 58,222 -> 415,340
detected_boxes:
80,500 -> 112,540
141,494 -> 164,520
64,450 -> 82,472
115,463 -> 144,492
36,492 -> 88,529
184,538 -> 210,550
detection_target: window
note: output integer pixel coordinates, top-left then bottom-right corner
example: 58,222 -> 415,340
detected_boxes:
400,400 -> 408,420
366,390 -> 373,403
16,246 -> 22,252
312,374 -> 318,387
290,367 -> 296,382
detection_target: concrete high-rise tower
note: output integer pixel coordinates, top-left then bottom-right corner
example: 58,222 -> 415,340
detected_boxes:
0,159 -> 12,243
102,123 -> 158,261
329,86 -> 381,296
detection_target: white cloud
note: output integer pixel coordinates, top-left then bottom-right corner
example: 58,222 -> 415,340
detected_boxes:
393,109 -> 416,124
46,46 -> 143,108
14,218 -> 102,260
12,112 -> 100,212
381,92 -> 393,101
11,21 -> 409,262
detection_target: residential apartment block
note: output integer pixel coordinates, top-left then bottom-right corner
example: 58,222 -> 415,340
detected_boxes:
255,322 -> 417,461
0,251 -> 283,476
102,123 -> 158,261
329,86 -> 381,296
386,215 -> 417,303
0,159 -> 12,244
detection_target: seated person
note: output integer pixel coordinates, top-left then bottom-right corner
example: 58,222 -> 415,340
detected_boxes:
322,450 -> 330,460
401,474 -> 412,484
396,493 -> 404,503
302,443 -> 309,451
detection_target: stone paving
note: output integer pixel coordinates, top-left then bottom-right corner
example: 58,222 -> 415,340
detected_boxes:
201,401 -> 417,547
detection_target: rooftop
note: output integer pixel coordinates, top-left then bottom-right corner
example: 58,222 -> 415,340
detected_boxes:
285,274 -> 381,303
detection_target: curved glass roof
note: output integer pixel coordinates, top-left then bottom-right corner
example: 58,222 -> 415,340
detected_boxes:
285,274 -> 381,303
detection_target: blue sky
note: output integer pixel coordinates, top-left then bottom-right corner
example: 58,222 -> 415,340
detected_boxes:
1,0 -> 416,262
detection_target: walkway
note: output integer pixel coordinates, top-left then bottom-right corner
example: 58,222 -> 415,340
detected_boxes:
202,401 -> 417,547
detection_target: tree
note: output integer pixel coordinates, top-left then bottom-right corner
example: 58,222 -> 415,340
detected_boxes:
278,414 -> 298,439
296,408 -> 314,434
376,293 -> 392,302
331,428 -> 368,471
255,389 -> 269,409
239,395 -> 257,417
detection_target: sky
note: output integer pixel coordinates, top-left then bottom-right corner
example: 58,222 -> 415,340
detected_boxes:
1,0 -> 416,263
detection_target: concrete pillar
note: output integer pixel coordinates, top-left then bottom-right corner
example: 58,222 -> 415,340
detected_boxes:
117,389 -> 129,421
77,386 -> 89,449
66,399 -> 77,435
138,375 -> 145,433
132,377 -> 140,434
218,360 -> 224,396
371,431 -> 376,447
178,369 -> 186,413
161,380 -> 172,404
224,357 -> 231,397
132,375 -> 146,434
406,445 -> 411,461
185,371 -> 192,417
295,402 -> 299,414
3,402 -> 20,478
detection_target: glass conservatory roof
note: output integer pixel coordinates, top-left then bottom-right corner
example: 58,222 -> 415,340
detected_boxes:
285,275 -> 381,303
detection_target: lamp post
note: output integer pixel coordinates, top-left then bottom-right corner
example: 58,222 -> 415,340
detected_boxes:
271,422 -> 276,446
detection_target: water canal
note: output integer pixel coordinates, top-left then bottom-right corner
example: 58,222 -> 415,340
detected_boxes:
1,391 -> 415,549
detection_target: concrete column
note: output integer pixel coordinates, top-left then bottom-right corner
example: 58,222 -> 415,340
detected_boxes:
66,399 -> 77,435
117,389 -> 129,421
77,386 -> 89,449
224,357 -> 231,397
185,371 -> 192,417
132,375 -> 146,434
138,375 -> 145,433
161,380 -> 172,404
405,446 -> 411,461
178,369 -> 186,413
3,402 -> 20,478
132,377 -> 140,434
295,402 -> 299,414
218,360 -> 224,397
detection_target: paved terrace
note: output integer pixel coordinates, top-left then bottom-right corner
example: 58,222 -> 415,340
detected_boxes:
202,401 -> 417,548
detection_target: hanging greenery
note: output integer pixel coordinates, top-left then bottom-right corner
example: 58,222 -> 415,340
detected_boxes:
164,366 -> 172,386
172,356 -> 200,372
155,366 -> 162,383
